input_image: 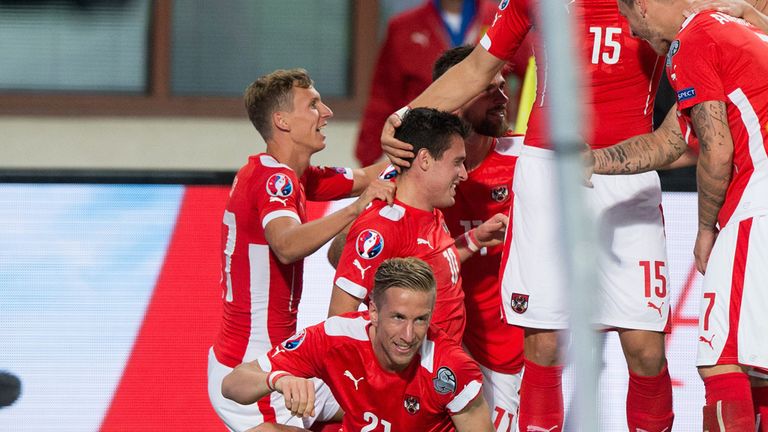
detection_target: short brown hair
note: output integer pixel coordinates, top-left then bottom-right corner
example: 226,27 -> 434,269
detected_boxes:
244,68 -> 313,141
371,257 -> 436,307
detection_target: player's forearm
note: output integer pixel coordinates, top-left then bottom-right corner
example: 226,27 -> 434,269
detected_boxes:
744,3 -> 768,31
593,108 -> 687,174
221,362 -> 271,405
691,102 -> 733,230
270,206 -> 359,264
351,160 -> 391,196
328,286 -> 362,317
410,47 -> 504,112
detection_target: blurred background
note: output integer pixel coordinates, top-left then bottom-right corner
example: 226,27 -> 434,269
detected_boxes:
0,1 -> 698,430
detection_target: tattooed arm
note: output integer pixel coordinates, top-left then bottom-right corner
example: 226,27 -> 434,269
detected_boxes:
691,101 -> 734,274
591,106 -> 688,175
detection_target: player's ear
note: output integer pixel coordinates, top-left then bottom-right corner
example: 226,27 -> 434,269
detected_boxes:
273,111 -> 290,132
369,300 -> 379,326
415,148 -> 431,172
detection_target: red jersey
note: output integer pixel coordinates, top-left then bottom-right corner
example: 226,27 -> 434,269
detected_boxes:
213,154 -> 354,368
260,312 -> 483,432
480,0 -> 663,149
334,199 -> 466,341
441,135 -> 524,374
667,11 -> 768,228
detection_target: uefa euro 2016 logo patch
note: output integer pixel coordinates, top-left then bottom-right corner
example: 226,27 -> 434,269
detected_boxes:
266,173 -> 293,198
499,0 -> 510,10
282,330 -> 306,351
356,229 -> 384,259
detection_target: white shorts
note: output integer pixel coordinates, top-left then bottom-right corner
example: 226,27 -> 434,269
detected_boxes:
696,215 -> 768,369
207,348 -> 340,431
480,364 -> 521,432
500,146 -> 670,331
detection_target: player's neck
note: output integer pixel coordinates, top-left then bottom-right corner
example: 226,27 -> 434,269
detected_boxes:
265,140 -> 312,178
464,133 -> 494,172
395,176 -> 435,213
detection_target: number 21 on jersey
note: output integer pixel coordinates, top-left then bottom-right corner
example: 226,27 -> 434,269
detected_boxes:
589,26 -> 621,65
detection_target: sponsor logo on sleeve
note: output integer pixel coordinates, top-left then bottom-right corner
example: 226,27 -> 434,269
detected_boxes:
677,87 -> 696,102
266,173 -> 294,198
281,329 -> 306,351
433,366 -> 457,394
356,229 -> 384,259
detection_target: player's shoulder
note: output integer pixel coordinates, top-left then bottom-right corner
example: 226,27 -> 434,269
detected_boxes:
323,312 -> 371,340
355,201 -> 409,225
417,327 -> 480,394
493,134 -> 524,158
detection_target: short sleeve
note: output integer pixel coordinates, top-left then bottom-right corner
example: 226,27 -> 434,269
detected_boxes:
302,165 -> 354,201
479,0 -> 533,61
333,213 -> 398,300
258,324 -> 327,379
430,337 -> 484,414
255,168 -> 302,229
667,22 -> 725,111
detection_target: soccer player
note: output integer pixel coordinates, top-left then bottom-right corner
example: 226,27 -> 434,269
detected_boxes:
614,0 -> 768,429
221,257 -> 495,432
329,107 -> 508,344
381,1 -> 676,430
431,45 -> 524,432
207,68 -> 395,432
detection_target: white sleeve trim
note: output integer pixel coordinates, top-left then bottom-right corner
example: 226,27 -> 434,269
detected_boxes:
335,277 -> 368,299
446,379 -> 482,413
479,34 -> 492,51
257,355 -> 272,372
262,210 -> 300,229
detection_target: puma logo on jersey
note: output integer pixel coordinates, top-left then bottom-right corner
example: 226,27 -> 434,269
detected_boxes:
699,334 -> 715,350
269,196 -> 288,206
647,301 -> 664,317
343,370 -> 364,390
527,426 -> 558,432
417,238 -> 433,249
271,345 -> 286,358
353,259 -> 372,279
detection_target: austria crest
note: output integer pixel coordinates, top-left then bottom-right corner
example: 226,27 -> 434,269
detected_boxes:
491,185 -> 509,203
404,395 -> 420,415
510,293 -> 529,314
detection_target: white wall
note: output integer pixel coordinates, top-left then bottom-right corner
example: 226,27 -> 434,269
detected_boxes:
1,117 -> 361,171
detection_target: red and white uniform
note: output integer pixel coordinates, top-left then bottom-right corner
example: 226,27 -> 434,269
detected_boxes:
666,12 -> 768,368
208,153 -> 352,430
441,135 -> 523,431
259,312 -> 484,432
484,0 -> 670,331
334,199 -> 466,342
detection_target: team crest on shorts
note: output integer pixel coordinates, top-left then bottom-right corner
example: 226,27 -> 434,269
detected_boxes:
510,293 -> 529,314
404,394 -> 420,415
491,185 -> 509,202
266,173 -> 293,198
356,229 -> 384,259
282,329 -> 306,351
433,366 -> 457,394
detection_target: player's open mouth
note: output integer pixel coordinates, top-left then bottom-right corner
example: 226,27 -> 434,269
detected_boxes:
393,341 -> 414,354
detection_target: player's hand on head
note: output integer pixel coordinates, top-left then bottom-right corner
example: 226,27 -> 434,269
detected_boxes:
352,179 -> 396,214
474,213 -> 509,247
694,226 -> 719,275
684,0 -> 748,17
274,375 -> 316,418
381,113 -> 414,169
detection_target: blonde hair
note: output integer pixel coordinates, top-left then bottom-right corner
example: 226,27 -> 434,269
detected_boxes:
244,68 -> 313,141
371,257 -> 436,307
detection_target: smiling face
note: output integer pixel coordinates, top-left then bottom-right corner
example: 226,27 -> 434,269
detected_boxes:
460,72 -> 509,137
369,286 -> 434,372
617,0 -> 673,55
284,85 -> 333,153
423,134 -> 468,209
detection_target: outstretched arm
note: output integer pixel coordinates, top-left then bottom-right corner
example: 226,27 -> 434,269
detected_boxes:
591,106 -> 688,175
685,0 -> 768,32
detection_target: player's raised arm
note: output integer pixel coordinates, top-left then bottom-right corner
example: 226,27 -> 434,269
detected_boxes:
382,47 -> 506,168
265,180 -> 394,264
685,0 -> 768,31
349,160 -> 393,196
450,393 -> 495,432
